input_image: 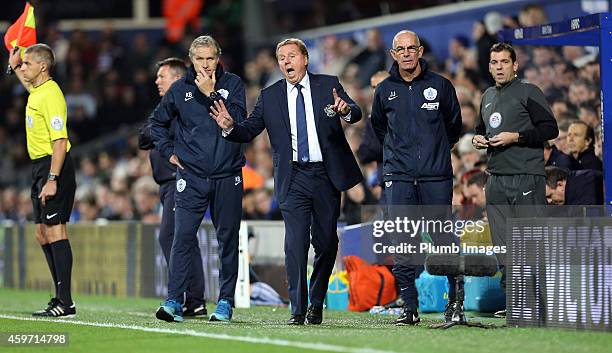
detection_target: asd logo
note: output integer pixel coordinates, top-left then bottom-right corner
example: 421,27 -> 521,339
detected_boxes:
421,102 -> 439,110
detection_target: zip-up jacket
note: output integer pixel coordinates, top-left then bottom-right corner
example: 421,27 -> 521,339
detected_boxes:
371,59 -> 462,182
150,65 -> 246,178
475,78 -> 558,176
138,111 -> 177,184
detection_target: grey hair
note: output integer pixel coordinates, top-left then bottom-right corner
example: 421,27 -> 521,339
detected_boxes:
24,43 -> 55,68
189,35 -> 222,58
276,38 -> 309,59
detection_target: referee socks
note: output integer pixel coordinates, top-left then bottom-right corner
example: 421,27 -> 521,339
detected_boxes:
50,239 -> 73,306
41,244 -> 58,297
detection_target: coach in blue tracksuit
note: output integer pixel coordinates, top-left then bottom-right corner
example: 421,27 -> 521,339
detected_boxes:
371,30 -> 462,326
151,36 -> 246,323
138,58 -> 207,317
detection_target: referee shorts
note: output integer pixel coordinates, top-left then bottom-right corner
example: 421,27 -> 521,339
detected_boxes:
31,153 -> 76,225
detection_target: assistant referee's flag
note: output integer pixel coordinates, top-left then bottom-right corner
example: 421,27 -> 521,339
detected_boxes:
3,2 -> 37,52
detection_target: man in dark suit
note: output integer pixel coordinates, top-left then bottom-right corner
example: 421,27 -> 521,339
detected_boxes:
210,38 -> 362,325
567,121 -> 602,171
545,166 -> 603,205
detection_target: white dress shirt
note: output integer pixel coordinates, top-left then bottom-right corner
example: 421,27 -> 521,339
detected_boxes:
287,74 -> 323,162
222,74 -> 351,152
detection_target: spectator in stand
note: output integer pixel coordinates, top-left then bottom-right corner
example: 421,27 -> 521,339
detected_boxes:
544,141 -> 573,171
460,102 -> 478,134
567,121 -> 602,171
474,12 -> 501,86
76,192 -> 100,221
252,188 -> 283,220
445,35 -> 470,75
518,4 -> 548,27
132,176 -> 160,223
463,171 -> 488,213
568,79 -> 597,111
577,105 -> 599,129
457,134 -> 485,171
545,166 -> 603,205
349,29 -> 387,88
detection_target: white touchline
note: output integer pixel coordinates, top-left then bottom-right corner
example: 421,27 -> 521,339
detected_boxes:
0,315 -> 400,353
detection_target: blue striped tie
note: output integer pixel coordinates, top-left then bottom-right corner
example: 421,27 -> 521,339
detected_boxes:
295,84 -> 309,163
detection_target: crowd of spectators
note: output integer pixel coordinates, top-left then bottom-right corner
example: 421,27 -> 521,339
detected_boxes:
0,4 -> 604,225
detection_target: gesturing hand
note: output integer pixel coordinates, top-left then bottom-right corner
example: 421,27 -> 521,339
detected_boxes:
209,99 -> 235,130
331,88 -> 350,116
195,68 -> 215,96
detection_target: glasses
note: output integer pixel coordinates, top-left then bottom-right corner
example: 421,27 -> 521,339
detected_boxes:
393,45 -> 421,54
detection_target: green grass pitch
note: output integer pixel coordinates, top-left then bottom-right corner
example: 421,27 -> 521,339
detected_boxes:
0,288 -> 610,353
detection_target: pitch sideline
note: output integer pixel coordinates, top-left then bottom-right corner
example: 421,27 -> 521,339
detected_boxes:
0,314 -> 401,353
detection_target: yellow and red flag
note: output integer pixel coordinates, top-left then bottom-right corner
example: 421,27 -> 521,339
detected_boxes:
3,2 -> 37,52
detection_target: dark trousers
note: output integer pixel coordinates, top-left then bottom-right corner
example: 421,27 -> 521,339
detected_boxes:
485,174 -> 547,289
385,179 -> 457,311
279,163 -> 340,316
158,181 -> 205,308
167,169 -> 243,305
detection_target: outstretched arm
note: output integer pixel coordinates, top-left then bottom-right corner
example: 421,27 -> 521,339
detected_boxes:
210,94 -> 266,143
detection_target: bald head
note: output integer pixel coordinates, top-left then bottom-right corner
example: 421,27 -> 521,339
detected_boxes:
390,30 -> 423,76
392,30 -> 420,48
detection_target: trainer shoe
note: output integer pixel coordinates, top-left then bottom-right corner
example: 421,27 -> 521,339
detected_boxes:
38,301 -> 76,318
444,301 -> 456,323
183,304 -> 207,317
209,299 -> 232,322
395,307 -> 420,326
156,300 -> 184,322
33,297 -> 60,317
494,309 -> 506,318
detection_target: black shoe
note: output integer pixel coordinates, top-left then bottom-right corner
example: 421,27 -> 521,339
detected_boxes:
287,314 -> 305,325
183,304 -> 207,317
33,298 -> 60,317
306,305 -> 323,325
38,301 -> 76,318
395,307 -> 420,326
494,309 -> 506,318
444,301 -> 456,323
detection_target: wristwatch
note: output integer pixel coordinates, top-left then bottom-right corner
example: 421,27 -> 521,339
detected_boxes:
209,91 -> 219,100
48,173 -> 58,181
6,63 -> 21,75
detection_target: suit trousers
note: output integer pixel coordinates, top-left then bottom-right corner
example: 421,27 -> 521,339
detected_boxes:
280,162 -> 340,315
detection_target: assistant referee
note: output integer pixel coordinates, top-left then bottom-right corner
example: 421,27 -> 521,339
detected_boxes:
9,44 -> 77,318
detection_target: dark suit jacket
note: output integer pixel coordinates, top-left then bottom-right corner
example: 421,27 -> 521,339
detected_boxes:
545,145 -> 576,171
225,73 -> 363,204
565,169 -> 603,205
